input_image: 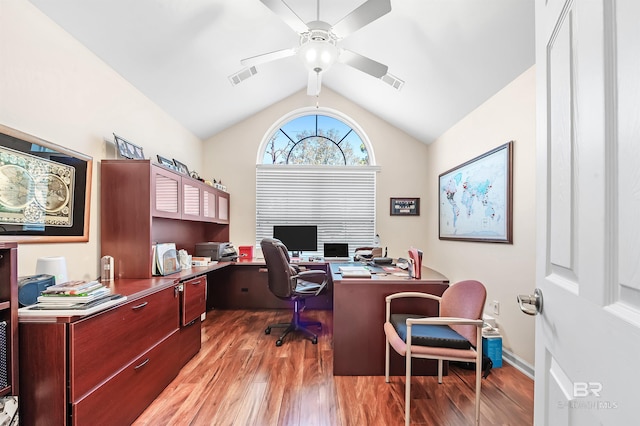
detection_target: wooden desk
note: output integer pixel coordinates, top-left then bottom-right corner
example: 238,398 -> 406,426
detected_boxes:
207,259 -> 333,311
331,263 -> 449,376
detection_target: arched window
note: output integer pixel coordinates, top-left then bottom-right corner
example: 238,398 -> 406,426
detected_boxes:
256,107 -> 378,258
261,114 -> 370,165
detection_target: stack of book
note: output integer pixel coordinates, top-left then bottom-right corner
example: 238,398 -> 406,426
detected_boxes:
191,256 -> 211,267
18,280 -> 126,317
37,280 -> 110,307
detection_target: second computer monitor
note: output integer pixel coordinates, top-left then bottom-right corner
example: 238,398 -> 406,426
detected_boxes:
323,243 -> 349,259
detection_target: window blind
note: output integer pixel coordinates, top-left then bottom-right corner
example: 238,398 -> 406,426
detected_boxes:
256,165 -> 377,258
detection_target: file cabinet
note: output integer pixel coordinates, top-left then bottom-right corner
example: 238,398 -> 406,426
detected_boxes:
19,279 -> 190,425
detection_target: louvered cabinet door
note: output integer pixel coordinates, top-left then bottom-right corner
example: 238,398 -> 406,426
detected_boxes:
181,180 -> 202,221
202,184 -> 217,222
152,165 -> 182,219
217,191 -> 230,224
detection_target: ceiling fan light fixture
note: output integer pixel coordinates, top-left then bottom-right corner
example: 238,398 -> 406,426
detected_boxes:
299,41 -> 338,73
298,29 -> 338,73
238,0 -> 400,96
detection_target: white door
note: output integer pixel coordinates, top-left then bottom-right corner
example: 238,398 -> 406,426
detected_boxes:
533,0 -> 640,424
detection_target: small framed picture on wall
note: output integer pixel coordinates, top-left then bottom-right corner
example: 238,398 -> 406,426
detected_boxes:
390,197 -> 420,216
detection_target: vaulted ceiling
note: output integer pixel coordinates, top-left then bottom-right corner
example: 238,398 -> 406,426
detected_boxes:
28,0 -> 535,144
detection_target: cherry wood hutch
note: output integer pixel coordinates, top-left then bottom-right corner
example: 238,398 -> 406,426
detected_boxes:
100,159 -> 230,279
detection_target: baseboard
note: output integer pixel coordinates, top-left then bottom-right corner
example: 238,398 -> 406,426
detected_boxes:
502,348 -> 535,380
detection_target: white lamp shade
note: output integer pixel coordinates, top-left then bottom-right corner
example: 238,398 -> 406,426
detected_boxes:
36,256 -> 68,285
298,40 -> 339,73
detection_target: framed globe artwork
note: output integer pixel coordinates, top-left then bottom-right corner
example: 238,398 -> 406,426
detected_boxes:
0,124 -> 92,243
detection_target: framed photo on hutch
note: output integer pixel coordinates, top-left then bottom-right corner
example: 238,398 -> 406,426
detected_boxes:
113,133 -> 144,160
156,155 -> 175,169
438,141 -> 513,243
172,159 -> 189,175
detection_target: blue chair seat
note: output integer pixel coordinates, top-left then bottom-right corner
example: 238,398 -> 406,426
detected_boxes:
390,313 -> 471,350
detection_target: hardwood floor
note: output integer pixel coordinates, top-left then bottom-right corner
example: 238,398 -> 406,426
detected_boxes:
134,310 -> 533,425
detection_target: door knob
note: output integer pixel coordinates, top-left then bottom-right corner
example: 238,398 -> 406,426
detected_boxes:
517,288 -> 543,315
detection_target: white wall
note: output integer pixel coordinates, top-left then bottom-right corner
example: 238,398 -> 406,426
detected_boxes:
202,88 -> 430,259
0,1 -> 203,280
426,66 -> 537,365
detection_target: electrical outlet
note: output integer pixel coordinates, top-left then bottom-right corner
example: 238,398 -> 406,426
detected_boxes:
492,300 -> 500,316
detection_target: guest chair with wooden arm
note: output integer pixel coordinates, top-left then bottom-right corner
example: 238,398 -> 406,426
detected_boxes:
384,280 -> 487,425
260,238 -> 328,346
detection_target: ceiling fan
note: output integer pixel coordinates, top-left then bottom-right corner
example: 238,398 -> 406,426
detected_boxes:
240,0 -> 394,96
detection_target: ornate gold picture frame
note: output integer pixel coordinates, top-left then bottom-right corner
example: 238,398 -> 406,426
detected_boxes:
0,124 -> 92,243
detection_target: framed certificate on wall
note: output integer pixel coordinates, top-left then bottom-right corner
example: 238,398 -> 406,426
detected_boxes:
390,197 -> 420,216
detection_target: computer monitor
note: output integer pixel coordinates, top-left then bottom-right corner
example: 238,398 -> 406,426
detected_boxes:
323,243 -> 349,259
272,225 -> 317,256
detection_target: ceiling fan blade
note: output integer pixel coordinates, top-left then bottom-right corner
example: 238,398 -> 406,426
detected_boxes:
340,49 -> 388,78
260,0 -> 308,34
240,48 -> 296,67
331,0 -> 392,38
307,71 -> 322,96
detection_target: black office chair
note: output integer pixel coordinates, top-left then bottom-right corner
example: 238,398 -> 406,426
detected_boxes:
260,238 -> 328,346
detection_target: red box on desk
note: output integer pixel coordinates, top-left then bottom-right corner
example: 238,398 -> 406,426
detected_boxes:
238,245 -> 254,259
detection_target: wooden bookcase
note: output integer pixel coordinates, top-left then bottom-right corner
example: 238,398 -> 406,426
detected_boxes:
101,160 -> 230,279
0,242 -> 18,397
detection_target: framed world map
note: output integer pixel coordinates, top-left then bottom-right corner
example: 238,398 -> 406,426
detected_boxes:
438,141 -> 513,243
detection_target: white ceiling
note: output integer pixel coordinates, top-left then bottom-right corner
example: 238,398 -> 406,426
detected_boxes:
28,0 -> 535,144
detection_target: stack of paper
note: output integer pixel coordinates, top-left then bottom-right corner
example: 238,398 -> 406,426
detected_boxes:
19,294 -> 127,317
338,266 -> 371,278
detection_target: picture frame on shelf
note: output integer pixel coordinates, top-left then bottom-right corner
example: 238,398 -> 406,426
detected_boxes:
113,133 -> 144,159
0,124 -> 93,243
173,159 -> 189,175
438,141 -> 513,243
156,155 -> 176,169
390,197 -> 420,216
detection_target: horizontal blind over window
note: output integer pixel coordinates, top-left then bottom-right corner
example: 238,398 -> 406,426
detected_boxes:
256,166 -> 376,258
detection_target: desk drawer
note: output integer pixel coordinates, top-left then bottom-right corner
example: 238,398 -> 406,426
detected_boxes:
69,286 -> 179,401
71,330 -> 181,426
182,275 -> 206,325
179,317 -> 202,366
